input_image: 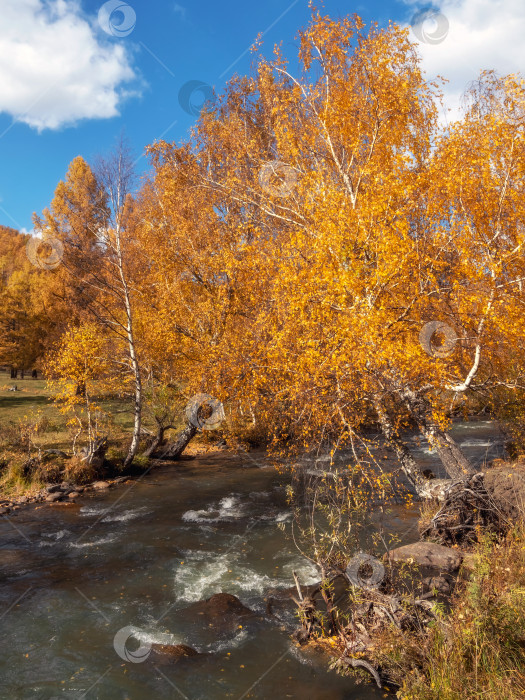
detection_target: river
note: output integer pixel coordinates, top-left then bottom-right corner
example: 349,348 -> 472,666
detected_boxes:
0,420 -> 504,699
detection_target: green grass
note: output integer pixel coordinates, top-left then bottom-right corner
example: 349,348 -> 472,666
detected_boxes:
0,372 -> 137,440
0,372 -> 140,495
0,377 -> 54,417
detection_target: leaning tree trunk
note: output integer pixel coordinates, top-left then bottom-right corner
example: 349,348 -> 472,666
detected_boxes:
398,387 -> 477,480
160,422 -> 198,460
373,397 -> 427,495
142,423 -> 174,458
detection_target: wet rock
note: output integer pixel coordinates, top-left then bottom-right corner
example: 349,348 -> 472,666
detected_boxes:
151,643 -> 200,659
45,484 -> 62,494
67,493 -> 77,500
483,464 -> 525,521
0,506 -> 10,515
46,493 -> 64,503
191,593 -> 254,620
173,593 -> 258,644
386,541 -> 463,573
92,481 -> 111,490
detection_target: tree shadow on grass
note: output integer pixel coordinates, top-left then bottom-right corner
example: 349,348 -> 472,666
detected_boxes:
0,394 -> 52,411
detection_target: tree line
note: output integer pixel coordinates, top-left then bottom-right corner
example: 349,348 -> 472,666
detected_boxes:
1,12 -> 524,494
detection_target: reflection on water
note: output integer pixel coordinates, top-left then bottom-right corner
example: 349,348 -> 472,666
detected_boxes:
0,421 -> 504,698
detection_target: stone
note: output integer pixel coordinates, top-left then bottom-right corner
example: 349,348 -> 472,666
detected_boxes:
92,481 -> 110,490
68,493 -> 77,500
46,493 -> 63,503
151,643 -> 199,659
0,506 -> 9,515
386,541 -> 463,573
45,484 -> 63,494
192,592 -> 254,619
174,593 -> 258,643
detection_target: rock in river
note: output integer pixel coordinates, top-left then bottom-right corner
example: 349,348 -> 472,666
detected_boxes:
46,492 -> 64,503
172,593 -> 259,646
92,481 -> 111,490
151,643 -> 200,659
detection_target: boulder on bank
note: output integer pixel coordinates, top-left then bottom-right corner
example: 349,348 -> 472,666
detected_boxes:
386,541 -> 463,573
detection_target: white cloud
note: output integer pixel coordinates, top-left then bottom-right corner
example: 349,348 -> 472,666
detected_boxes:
403,0 -> 525,123
0,0 -> 139,131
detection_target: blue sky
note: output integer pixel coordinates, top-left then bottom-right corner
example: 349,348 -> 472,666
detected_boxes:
0,0 -> 523,232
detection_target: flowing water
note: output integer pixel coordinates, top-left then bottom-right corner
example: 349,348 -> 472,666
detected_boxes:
0,420 -> 504,699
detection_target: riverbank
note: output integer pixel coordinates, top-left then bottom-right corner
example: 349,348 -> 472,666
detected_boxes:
0,440 -> 229,514
299,461 -> 525,699
396,523 -> 525,699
